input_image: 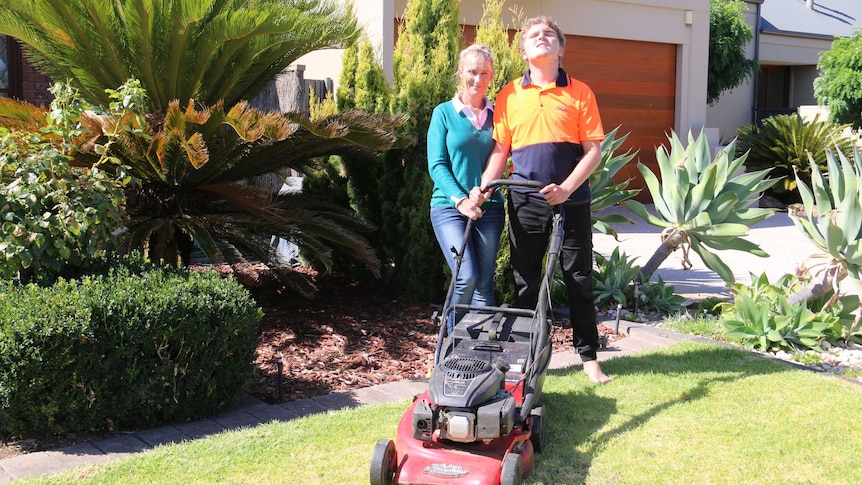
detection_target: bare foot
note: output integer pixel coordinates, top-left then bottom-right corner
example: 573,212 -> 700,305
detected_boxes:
583,360 -> 611,384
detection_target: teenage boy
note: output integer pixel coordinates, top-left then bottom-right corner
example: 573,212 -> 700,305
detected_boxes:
472,16 -> 610,383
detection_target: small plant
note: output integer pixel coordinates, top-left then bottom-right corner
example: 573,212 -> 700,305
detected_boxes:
662,312 -> 724,339
697,296 -> 728,316
719,273 -> 846,352
792,351 -> 823,366
639,276 -> 685,315
592,247 -> 641,310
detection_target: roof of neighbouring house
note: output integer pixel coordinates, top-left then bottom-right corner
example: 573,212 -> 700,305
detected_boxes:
761,0 -> 862,38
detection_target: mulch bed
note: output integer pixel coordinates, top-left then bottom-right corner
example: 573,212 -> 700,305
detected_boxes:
0,265 -> 623,458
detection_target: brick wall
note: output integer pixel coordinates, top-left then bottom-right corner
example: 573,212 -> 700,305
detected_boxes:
19,52 -> 52,107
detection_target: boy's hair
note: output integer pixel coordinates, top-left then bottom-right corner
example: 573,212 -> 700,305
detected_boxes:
518,16 -> 566,53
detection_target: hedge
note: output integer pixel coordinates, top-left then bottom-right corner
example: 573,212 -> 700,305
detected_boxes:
0,262 -> 262,436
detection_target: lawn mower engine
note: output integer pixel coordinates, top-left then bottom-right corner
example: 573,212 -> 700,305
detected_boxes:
413,356 -> 516,444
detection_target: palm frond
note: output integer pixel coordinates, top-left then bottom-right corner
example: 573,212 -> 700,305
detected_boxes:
0,0 -> 361,109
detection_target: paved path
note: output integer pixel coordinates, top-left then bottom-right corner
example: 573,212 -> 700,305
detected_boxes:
0,205 -> 836,482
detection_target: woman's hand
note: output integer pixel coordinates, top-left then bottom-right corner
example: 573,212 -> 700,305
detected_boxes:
469,185 -> 491,204
456,197 -> 484,220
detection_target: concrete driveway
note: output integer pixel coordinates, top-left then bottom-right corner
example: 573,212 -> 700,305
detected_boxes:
592,205 -> 845,300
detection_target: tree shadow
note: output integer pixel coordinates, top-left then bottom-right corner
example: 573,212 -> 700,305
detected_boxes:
533,344 -> 786,483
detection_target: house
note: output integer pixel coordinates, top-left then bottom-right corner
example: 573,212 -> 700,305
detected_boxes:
707,0 -> 862,143
8,0 -> 853,174
298,0 -> 712,186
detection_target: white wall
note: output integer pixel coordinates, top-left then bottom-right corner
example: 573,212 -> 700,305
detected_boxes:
294,0 -> 397,96
294,0 -> 709,134
706,1 -> 758,144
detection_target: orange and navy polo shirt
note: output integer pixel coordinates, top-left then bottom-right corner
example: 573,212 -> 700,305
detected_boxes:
493,68 -> 604,204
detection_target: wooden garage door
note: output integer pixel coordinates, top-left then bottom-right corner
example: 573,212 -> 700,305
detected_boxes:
563,35 -> 676,197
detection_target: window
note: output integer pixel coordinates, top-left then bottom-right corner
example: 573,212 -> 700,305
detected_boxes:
757,65 -> 790,109
756,65 -> 793,121
0,36 -> 22,99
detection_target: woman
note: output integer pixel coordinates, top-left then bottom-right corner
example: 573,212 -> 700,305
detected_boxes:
427,44 -> 504,330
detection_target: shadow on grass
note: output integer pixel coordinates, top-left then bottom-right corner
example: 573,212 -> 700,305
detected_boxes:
536,343 -> 785,483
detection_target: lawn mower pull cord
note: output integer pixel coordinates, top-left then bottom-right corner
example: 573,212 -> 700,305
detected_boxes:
370,179 -> 559,485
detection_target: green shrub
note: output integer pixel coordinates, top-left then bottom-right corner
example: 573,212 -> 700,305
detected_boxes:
735,113 -> 854,204
592,247 -> 641,310
639,276 -> 685,315
719,272 -> 854,352
0,257 -> 261,436
0,129 -> 128,284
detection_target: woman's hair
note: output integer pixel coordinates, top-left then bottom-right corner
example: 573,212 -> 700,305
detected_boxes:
518,16 -> 566,53
457,43 -> 494,73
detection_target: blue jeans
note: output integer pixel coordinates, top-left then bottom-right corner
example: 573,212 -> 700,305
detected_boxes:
430,206 -> 505,327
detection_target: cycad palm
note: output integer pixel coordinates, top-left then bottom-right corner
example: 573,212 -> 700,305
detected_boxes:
0,0 -> 409,297
0,0 -> 359,111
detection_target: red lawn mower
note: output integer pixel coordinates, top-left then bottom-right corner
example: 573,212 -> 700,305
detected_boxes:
370,179 -> 561,485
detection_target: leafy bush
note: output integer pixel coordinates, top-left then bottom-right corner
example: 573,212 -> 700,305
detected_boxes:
0,124 -> 128,284
0,257 -> 262,436
719,273 -> 855,352
639,276 -> 685,315
814,29 -> 862,129
735,114 -> 854,204
592,247 -> 641,310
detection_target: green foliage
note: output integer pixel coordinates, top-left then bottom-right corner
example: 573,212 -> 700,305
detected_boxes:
592,247 -> 641,309
588,250 -> 683,316
792,147 -> 862,282
639,276 -> 685,315
624,130 -> 780,284
0,0 -> 361,112
815,29 -> 862,129
719,273 -> 854,352
590,126 -> 640,238
0,255 -> 261,436
0,84 -> 130,283
0,0 -> 411,297
736,113 -> 854,203
708,0 -> 758,105
661,313 -> 724,339
336,40 -> 390,115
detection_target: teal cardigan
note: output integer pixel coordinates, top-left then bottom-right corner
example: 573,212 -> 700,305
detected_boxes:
427,100 -> 504,209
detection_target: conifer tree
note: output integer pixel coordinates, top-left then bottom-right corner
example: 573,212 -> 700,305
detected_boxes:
336,0 -> 522,301
377,0 -> 461,301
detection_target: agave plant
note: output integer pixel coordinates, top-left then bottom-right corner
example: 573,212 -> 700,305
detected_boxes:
590,125 -> 640,238
736,113 -> 854,203
788,147 -> 862,331
0,0 -> 411,296
623,130 -> 781,284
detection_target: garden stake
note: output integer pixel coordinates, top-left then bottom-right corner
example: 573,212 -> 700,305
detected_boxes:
276,354 -> 284,403
614,303 -> 622,335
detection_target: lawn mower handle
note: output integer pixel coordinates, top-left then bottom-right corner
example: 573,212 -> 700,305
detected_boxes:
482,178 -> 546,191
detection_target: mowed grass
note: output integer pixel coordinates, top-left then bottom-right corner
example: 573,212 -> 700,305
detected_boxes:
22,342 -> 862,484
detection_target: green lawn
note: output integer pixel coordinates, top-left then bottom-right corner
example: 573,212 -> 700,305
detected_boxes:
24,341 -> 862,484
